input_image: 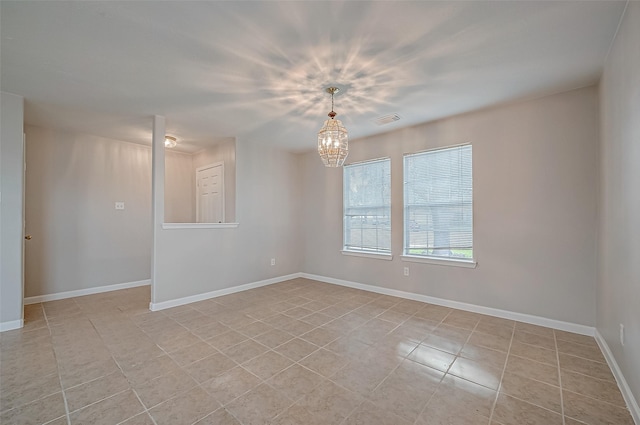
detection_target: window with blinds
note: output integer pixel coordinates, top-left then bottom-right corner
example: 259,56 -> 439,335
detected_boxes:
343,158 -> 391,254
403,144 -> 473,260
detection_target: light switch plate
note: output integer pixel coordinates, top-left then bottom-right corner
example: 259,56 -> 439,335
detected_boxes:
115,202 -> 125,210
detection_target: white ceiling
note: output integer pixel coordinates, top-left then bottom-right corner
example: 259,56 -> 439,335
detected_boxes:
0,1 -> 627,152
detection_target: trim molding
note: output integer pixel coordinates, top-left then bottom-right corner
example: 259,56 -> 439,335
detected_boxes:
341,250 -> 393,261
0,319 -> 23,332
149,273 -> 302,311
400,255 -> 477,269
595,330 -> 640,424
23,279 -> 151,305
300,273 -> 595,336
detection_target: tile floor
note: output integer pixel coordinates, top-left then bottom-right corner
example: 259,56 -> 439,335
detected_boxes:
0,278 -> 635,425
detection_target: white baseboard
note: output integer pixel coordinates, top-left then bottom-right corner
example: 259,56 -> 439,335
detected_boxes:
595,330 -> 640,424
23,279 -> 151,305
149,273 -> 302,311
300,273 -> 595,336
0,319 -> 24,332
22,272 -> 595,337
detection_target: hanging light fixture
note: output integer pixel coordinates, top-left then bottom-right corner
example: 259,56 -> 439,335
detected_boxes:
164,136 -> 177,148
318,87 -> 348,167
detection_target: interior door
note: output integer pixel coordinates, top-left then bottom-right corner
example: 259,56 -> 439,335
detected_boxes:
196,162 -> 224,223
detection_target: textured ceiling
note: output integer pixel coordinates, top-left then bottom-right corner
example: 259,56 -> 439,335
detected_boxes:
0,1 -> 627,152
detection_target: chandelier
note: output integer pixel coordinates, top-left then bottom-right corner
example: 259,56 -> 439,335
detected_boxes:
164,136 -> 177,148
318,87 -> 348,167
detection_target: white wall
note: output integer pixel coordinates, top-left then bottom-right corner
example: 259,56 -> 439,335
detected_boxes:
0,92 -> 24,329
165,150 -> 194,223
300,86 -> 599,326
152,138 -> 301,304
24,126 -> 151,297
598,1 -> 640,410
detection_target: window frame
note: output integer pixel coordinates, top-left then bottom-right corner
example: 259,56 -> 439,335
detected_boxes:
401,143 -> 476,268
342,157 -> 392,259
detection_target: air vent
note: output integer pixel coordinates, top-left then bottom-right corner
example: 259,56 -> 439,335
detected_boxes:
373,114 -> 401,126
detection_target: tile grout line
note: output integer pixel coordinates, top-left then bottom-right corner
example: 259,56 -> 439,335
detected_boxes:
66,388 -> 130,415
41,302 -> 73,425
137,290 -> 332,417
85,303 -> 164,425
408,308 -> 462,425
15,292 -> 147,420
290,294 -> 412,425
499,354 -> 567,392
222,284 -> 340,421
215,289 -> 378,425
0,314 -> 61,417
554,330 -> 567,425
562,387 -> 634,410
332,311 -> 410,425
487,321 -> 516,424
131,293 -> 338,424
124,314 -> 202,424
505,331 -> 618,417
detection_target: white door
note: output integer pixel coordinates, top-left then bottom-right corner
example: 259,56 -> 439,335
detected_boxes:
196,162 -> 224,223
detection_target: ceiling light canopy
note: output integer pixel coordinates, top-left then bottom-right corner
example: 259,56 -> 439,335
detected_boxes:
318,87 -> 348,167
164,136 -> 177,148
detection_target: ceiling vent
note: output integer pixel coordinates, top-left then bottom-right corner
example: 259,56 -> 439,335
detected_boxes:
373,114 -> 401,126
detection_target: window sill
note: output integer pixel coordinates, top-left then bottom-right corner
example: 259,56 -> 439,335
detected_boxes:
341,250 -> 393,261
162,223 -> 239,230
401,255 -> 477,268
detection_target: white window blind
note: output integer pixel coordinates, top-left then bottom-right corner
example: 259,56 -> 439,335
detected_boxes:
343,158 -> 391,254
404,144 -> 473,260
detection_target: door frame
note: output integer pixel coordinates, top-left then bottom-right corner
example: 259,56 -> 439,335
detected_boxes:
195,161 -> 225,223
21,132 -> 26,323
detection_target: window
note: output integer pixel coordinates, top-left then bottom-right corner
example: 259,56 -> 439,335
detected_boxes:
343,158 -> 391,255
403,144 -> 473,261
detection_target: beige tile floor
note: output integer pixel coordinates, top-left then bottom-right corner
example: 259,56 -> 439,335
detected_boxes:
0,278 -> 634,425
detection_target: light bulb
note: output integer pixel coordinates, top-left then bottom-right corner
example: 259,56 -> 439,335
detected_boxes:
164,136 -> 177,148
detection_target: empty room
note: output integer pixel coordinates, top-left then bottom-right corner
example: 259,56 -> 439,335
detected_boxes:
1,1 -> 638,425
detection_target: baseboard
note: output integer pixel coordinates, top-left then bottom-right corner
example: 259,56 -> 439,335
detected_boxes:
23,279 -> 151,305
595,330 -> 640,424
149,273 -> 302,311
22,272 -> 595,337
0,319 -> 24,332
300,273 -> 595,336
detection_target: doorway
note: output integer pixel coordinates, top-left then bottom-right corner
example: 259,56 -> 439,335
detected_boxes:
196,162 -> 225,223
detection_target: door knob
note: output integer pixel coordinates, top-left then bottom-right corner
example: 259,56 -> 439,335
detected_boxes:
25,235 -> 32,240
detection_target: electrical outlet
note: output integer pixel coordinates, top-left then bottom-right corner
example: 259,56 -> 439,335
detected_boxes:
620,323 -> 625,346
403,267 -> 409,276
271,258 -> 276,266
115,202 -> 125,210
